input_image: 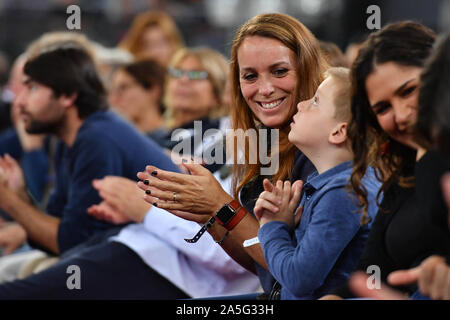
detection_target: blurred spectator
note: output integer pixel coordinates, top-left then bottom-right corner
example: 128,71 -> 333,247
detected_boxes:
344,33 -> 369,68
91,43 -> 134,90
0,53 -> 50,215
118,10 -> 184,66
24,31 -> 95,60
0,51 -> 11,134
0,39 -> 178,285
108,59 -> 166,136
319,40 -> 348,67
0,53 -> 17,134
0,30 -> 100,207
164,47 -> 228,129
0,50 -> 10,90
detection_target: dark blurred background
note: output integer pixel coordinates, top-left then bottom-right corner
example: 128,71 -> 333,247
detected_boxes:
0,0 -> 448,86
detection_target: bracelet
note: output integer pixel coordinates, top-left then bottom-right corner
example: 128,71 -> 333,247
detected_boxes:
214,230 -> 230,245
184,216 -> 216,243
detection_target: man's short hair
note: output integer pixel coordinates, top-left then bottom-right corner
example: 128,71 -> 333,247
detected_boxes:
24,45 -> 108,118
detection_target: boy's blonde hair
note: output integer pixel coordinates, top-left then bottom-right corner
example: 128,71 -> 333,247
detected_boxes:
324,67 -> 351,122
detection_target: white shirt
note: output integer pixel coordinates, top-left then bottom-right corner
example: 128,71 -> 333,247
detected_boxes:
109,172 -> 261,298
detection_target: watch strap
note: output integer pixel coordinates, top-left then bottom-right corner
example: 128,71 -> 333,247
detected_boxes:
184,216 -> 216,243
225,206 -> 247,231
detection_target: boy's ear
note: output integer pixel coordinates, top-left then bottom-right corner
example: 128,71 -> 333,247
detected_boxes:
329,122 -> 348,145
58,92 -> 78,109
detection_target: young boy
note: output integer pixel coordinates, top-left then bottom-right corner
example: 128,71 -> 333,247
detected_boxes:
254,67 -> 381,299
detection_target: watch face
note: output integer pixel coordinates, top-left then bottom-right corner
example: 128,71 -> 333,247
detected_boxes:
216,205 -> 234,225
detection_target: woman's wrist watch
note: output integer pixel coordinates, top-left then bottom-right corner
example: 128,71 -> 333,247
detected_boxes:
184,200 -> 247,244
214,200 -> 247,231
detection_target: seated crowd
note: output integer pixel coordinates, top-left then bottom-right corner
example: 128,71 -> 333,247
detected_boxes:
0,10 -> 448,300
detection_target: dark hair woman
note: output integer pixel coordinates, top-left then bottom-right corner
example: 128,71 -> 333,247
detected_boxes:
322,21 -> 450,300
109,59 -> 167,137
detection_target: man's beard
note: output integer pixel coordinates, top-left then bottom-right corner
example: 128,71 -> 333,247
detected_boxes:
24,115 -> 65,135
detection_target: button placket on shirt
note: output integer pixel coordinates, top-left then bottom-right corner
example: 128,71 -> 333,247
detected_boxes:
303,183 -> 314,201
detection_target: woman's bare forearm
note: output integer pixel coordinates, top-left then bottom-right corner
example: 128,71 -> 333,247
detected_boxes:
208,214 -> 268,273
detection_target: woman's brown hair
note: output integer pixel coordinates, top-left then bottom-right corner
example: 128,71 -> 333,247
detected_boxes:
229,13 -> 328,200
118,11 -> 184,61
348,21 -> 436,223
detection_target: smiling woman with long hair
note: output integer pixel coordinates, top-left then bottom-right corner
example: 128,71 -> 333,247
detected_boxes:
136,13 -> 328,296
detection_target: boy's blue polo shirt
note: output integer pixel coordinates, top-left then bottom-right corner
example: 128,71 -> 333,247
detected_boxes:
259,161 -> 381,299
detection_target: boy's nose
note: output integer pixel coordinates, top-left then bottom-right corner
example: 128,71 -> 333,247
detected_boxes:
297,98 -> 309,112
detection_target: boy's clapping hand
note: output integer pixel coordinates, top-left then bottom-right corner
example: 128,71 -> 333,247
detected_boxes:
254,178 -> 304,229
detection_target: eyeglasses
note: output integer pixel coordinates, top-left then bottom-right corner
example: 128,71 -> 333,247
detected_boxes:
168,67 -> 208,80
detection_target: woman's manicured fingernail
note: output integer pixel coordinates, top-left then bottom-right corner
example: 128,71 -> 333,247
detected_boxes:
153,202 -> 158,207
145,190 -> 151,195
151,171 -> 157,176
144,180 -> 149,185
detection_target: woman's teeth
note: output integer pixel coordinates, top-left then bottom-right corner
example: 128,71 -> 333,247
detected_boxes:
259,99 -> 283,109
